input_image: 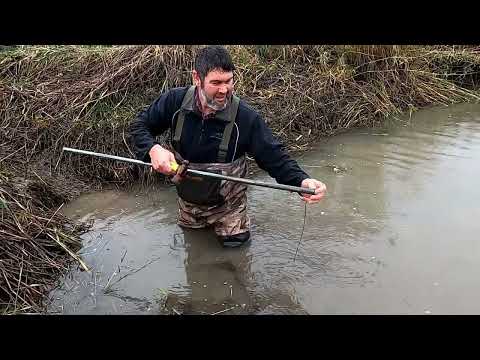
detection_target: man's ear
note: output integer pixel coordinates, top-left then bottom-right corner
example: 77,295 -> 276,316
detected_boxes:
192,70 -> 201,87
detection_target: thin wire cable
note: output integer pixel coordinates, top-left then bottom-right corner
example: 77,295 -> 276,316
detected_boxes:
293,202 -> 307,262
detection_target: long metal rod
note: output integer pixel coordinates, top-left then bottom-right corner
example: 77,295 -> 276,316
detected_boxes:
187,169 -> 315,194
62,147 -> 315,195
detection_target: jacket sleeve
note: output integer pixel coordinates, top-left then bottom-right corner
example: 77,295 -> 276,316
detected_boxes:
248,114 -> 310,187
129,90 -> 178,162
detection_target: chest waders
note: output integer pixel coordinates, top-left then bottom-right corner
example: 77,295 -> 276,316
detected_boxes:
171,86 -> 251,245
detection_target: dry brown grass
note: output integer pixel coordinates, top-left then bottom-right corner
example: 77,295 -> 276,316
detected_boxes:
0,170 -> 90,314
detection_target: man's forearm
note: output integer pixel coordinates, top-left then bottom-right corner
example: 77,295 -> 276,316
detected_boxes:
129,116 -> 159,162
129,91 -> 174,162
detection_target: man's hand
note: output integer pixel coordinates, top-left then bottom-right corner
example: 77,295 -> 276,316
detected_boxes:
149,144 -> 177,176
300,178 -> 327,204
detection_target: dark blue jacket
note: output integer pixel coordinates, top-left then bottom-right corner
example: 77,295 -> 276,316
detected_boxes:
129,86 -> 310,187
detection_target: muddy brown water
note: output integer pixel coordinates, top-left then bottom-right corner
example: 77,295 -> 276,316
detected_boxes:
47,103 -> 480,314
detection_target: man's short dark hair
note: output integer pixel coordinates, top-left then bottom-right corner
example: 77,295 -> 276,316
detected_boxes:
194,45 -> 235,81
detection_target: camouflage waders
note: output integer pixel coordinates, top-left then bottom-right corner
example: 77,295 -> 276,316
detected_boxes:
176,155 -> 250,237
171,86 -> 250,238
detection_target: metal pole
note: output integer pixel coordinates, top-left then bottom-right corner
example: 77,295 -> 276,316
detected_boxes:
62,147 -> 316,195
186,169 -> 315,194
63,147 -> 152,166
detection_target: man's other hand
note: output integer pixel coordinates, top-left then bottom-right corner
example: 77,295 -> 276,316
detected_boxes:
300,178 -> 327,204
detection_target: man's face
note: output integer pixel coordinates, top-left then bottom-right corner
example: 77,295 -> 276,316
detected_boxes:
193,68 -> 234,111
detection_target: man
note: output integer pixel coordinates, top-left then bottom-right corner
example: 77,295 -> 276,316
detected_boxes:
130,45 -> 326,248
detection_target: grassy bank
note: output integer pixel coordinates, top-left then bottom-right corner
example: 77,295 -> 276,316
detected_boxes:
0,169 -> 90,313
1,45 -> 480,313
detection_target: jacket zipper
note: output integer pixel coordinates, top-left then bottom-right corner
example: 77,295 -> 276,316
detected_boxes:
199,118 -> 205,144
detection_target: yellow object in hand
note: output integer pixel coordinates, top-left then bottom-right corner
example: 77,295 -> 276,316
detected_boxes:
170,162 -> 179,172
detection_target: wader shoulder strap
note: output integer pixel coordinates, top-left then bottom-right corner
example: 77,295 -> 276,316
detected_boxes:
172,86 -> 196,147
217,95 -> 240,163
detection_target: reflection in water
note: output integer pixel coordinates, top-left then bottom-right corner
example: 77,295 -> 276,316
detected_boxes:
162,228 -> 256,315
177,228 -> 306,315
49,103 -> 480,314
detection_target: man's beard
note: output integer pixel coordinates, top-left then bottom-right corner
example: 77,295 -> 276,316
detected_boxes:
199,86 -> 230,111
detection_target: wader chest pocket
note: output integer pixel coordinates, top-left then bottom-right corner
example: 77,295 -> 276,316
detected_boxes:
176,172 -> 224,206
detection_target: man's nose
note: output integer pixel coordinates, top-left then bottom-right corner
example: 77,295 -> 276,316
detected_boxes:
218,85 -> 228,94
